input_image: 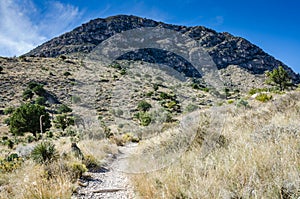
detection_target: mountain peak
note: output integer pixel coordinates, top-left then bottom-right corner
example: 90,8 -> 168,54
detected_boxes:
24,15 -> 300,82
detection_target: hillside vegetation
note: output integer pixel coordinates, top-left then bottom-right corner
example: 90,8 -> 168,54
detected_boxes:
132,91 -> 300,198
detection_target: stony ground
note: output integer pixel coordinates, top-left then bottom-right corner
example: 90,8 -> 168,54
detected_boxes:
73,144 -> 139,199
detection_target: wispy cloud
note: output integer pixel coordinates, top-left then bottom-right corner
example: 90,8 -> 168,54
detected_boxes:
212,16 -> 224,27
0,0 -> 83,57
38,1 -> 83,38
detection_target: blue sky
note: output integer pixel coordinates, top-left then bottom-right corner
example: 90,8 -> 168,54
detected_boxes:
0,0 -> 299,72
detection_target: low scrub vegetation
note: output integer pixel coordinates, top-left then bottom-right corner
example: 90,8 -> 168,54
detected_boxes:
132,92 -> 300,198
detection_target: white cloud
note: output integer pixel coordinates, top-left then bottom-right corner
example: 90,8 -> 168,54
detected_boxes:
0,0 -> 83,57
38,1 -> 83,38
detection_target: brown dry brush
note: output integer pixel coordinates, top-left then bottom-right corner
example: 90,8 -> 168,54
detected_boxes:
132,92 -> 300,198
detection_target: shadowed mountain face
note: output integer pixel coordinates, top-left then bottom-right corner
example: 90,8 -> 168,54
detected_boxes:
25,15 -> 299,82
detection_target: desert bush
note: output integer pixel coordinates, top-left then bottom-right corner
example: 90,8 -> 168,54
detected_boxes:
0,155 -> 22,173
63,71 -> 71,77
32,84 -> 46,96
57,104 -> 72,114
22,89 -> 34,100
227,99 -> 234,104
9,103 -> 51,136
236,99 -> 249,108
83,154 -> 99,169
153,83 -> 159,91
68,162 -> 87,180
109,62 -> 122,70
54,114 -> 75,131
248,88 -> 268,95
146,91 -> 154,97
255,93 -> 272,102
35,96 -> 46,105
26,134 -> 35,143
132,93 -> 300,198
120,68 -> 127,75
27,81 -> 40,89
31,141 -> 58,164
224,87 -> 231,99
137,100 -> 152,112
134,111 -> 152,126
159,92 -> 172,100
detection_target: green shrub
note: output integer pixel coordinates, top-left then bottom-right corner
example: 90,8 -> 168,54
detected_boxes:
35,96 -> 47,106
83,155 -> 99,169
26,134 -> 35,143
31,141 -> 58,164
236,99 -> 249,108
120,69 -> 126,75
5,139 -> 14,149
248,88 -> 269,95
153,84 -> 159,91
137,101 -> 152,112
146,91 -> 154,97
227,99 -> 234,104
109,62 -> 122,70
57,104 -> 72,114
265,66 -> 291,91
27,81 -> 41,90
22,89 -> 34,100
200,87 -> 210,92
68,162 -> 87,180
32,84 -> 45,96
224,88 -> 231,99
9,103 -> 51,136
159,92 -> 171,100
0,155 -> 22,173
134,112 -> 152,126
255,93 -> 273,102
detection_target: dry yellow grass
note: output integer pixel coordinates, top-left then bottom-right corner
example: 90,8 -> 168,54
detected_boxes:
0,137 -> 118,199
0,160 -> 73,199
132,92 -> 300,198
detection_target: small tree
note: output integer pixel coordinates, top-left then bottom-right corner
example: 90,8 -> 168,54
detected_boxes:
265,66 -> 291,91
9,103 -> 51,136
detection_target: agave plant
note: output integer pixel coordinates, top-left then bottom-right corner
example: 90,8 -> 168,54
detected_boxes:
31,141 -> 58,164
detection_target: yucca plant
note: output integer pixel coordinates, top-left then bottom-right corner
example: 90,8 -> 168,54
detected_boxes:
31,141 -> 58,164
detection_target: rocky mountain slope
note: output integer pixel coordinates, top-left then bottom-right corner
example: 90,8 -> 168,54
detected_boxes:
25,15 -> 299,82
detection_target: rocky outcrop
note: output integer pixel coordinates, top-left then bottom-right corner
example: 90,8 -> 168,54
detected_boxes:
25,15 -> 300,82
